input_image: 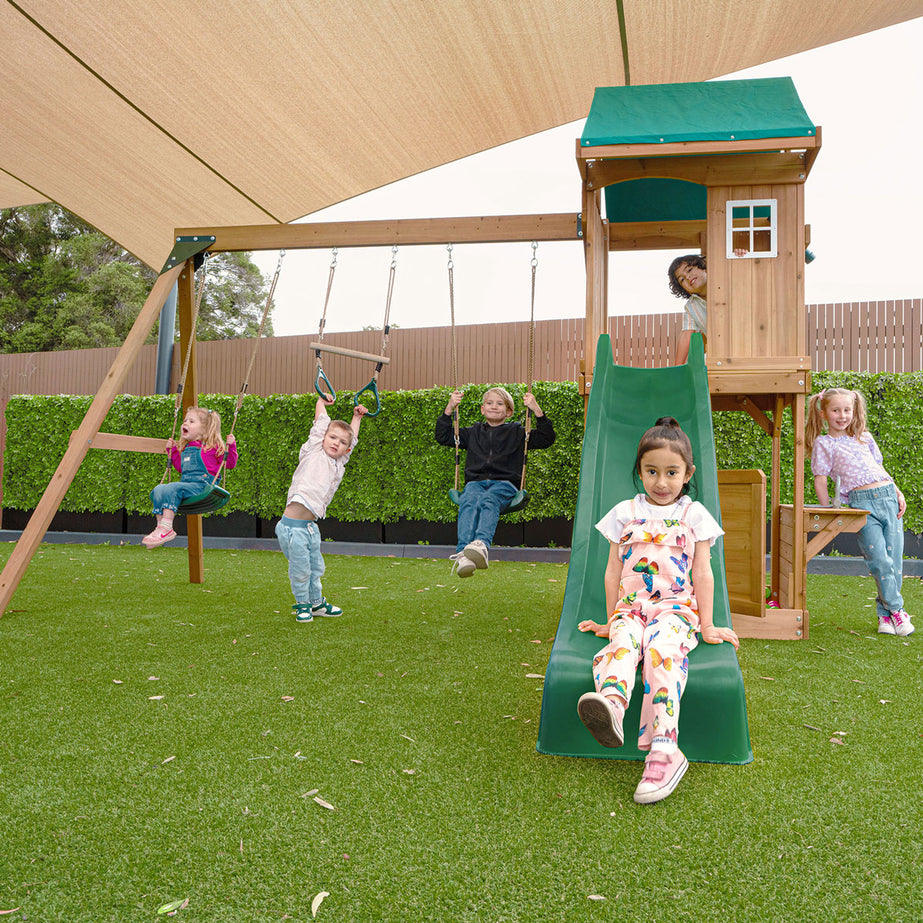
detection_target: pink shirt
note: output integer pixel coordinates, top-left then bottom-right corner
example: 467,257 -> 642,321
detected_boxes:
810,432 -> 891,505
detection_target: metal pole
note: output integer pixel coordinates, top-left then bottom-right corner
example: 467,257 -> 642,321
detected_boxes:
154,283 -> 177,394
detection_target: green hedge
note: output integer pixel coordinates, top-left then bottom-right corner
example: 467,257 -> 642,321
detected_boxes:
4,373 -> 922,532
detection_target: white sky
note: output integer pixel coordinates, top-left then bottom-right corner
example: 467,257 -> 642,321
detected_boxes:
255,18 -> 923,337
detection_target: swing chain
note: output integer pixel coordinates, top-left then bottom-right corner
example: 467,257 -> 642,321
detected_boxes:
522,241 -> 538,490
447,243 -> 461,491
314,247 -> 338,401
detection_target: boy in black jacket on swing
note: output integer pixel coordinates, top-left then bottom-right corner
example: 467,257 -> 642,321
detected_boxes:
435,386 -> 555,577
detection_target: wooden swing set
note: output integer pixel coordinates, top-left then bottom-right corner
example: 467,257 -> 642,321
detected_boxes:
0,214 -> 582,616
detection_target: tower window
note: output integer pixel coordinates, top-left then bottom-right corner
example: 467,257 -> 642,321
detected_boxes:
727,199 -> 777,258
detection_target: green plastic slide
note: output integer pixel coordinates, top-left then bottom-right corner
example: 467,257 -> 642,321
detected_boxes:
536,334 -> 752,764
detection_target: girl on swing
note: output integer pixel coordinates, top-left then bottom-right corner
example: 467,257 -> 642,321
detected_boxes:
143,407 -> 237,548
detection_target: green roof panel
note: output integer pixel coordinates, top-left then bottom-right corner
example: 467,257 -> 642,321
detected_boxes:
605,178 -> 706,223
581,77 -> 815,147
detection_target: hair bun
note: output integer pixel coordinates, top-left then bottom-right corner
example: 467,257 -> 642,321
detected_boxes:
654,416 -> 680,428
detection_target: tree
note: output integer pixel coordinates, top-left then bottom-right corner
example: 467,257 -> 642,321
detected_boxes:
0,205 -> 273,353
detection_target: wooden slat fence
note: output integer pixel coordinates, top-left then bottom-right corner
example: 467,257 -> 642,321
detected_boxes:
0,300 -> 917,404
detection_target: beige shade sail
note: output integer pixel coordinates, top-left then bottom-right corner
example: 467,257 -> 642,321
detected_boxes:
2,0 -> 921,269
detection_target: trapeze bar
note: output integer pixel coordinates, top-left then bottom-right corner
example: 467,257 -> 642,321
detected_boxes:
309,342 -> 391,365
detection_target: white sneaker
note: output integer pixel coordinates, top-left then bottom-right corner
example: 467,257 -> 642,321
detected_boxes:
890,609 -> 915,636
878,615 -> 896,635
577,692 -> 624,748
463,540 -> 489,569
450,552 -> 476,578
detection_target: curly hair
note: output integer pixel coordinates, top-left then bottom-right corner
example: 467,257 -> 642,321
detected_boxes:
667,254 -> 706,299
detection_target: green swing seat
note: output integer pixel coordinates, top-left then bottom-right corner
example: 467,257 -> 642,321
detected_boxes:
177,484 -> 231,517
536,334 -> 752,765
448,487 -> 530,515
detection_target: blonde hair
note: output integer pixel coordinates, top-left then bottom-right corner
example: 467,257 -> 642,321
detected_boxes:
805,388 -> 868,450
327,419 -> 353,440
180,406 -> 226,453
482,386 -> 515,415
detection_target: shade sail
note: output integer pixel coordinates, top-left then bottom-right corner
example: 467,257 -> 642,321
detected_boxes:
2,1 -> 921,269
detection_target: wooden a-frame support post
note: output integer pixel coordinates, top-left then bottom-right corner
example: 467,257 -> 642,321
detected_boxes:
0,263 -> 185,616
176,264 -> 206,584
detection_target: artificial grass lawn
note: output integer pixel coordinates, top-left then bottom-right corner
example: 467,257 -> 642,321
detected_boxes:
0,544 -> 921,922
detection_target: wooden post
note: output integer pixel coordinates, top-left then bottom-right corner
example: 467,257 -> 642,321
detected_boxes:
582,185 -> 608,399
0,264 -> 184,616
769,395 -> 784,605
791,394 -> 807,621
176,262 -> 205,584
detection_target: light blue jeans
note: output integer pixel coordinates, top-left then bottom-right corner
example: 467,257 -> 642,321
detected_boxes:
275,516 -> 325,606
456,479 -> 518,553
849,484 -> 904,619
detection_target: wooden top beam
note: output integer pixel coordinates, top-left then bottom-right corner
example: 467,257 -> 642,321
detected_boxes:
175,213 -> 583,253
586,150 -> 811,190
578,133 -> 820,162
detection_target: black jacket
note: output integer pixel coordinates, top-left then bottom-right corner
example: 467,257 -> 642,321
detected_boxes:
435,413 -> 556,486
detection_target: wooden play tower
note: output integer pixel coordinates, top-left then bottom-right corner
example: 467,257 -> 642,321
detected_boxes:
576,77 -> 865,639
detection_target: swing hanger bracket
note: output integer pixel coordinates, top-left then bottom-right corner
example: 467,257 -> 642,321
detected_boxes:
160,235 -> 216,275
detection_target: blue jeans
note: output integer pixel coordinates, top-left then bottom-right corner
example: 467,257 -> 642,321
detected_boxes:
275,517 -> 325,606
850,484 -> 904,618
456,479 -> 518,553
150,477 -> 210,514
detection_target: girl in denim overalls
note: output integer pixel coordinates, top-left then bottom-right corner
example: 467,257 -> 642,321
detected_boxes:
807,387 -> 914,637
577,417 -> 738,804
144,407 -> 237,548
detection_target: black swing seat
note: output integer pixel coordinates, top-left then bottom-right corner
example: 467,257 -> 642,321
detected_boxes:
177,485 -> 231,516
448,487 -> 529,515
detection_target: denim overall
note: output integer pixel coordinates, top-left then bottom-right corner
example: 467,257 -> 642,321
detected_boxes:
150,446 -> 212,514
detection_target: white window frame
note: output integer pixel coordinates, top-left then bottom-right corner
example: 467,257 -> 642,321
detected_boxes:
727,198 -> 777,258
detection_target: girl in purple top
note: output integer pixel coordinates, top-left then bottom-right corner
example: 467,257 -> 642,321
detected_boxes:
806,388 -> 913,636
144,406 -> 237,548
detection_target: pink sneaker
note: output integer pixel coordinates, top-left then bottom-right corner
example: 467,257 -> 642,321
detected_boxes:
890,609 -> 915,637
634,749 -> 688,804
142,528 -> 177,549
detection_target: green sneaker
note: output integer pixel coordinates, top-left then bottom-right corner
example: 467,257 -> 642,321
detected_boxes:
311,598 -> 343,617
293,603 -> 314,622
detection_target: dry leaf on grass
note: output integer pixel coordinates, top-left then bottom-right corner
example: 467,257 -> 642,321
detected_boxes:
313,796 -> 336,810
149,695 -> 165,700
311,891 -> 330,918
525,673 -> 544,679
0,910 -> 22,916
